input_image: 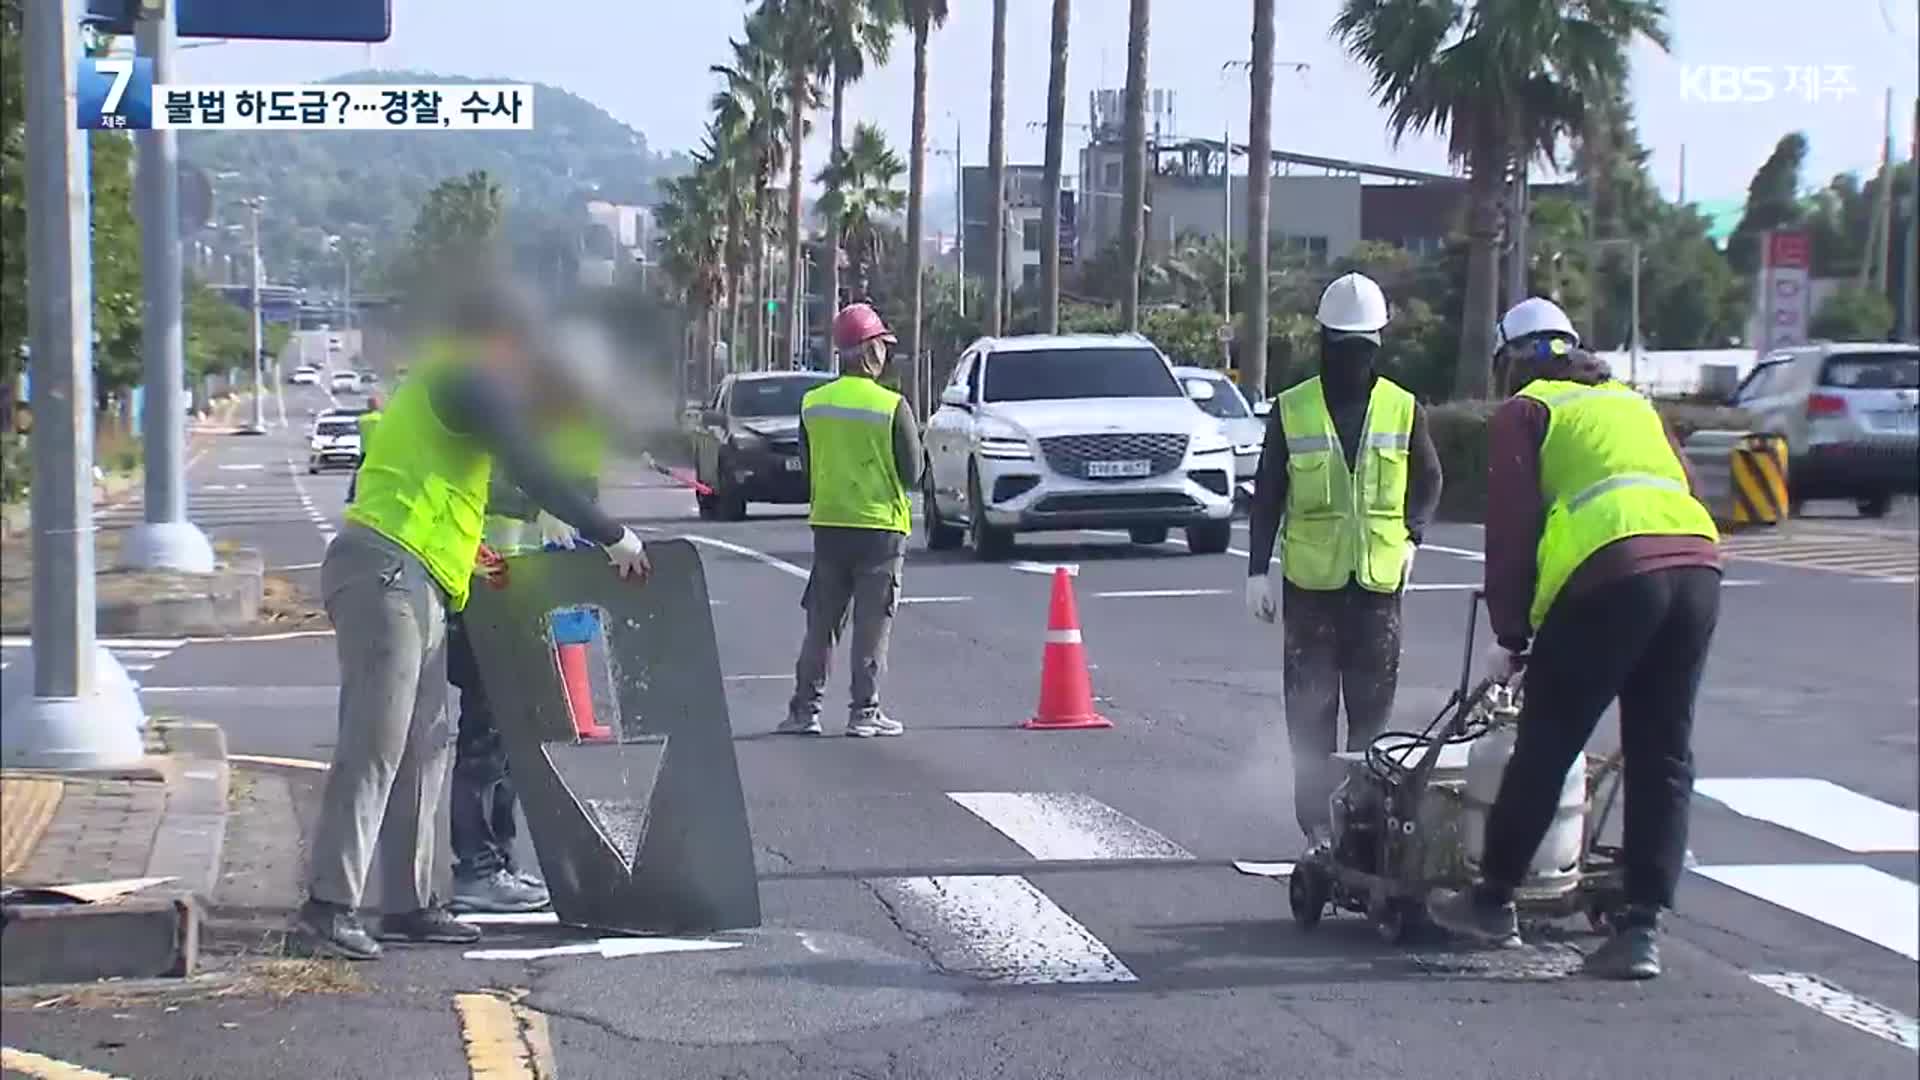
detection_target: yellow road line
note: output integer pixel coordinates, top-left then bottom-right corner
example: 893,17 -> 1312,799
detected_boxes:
0,1046 -> 133,1080
454,990 -> 556,1079
0,776 -> 64,877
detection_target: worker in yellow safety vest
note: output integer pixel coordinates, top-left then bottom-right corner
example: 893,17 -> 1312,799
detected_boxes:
1244,273 -> 1445,841
293,281 -> 651,963
777,302 -> 922,739
1428,297 -> 1722,981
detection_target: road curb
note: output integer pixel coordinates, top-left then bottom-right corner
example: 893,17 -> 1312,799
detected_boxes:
0,721 -> 226,986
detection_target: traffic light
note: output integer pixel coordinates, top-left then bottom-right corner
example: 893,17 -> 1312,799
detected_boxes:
765,299 -> 780,315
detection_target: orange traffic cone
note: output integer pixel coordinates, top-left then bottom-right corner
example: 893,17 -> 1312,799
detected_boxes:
551,609 -> 615,741
1025,567 -> 1111,731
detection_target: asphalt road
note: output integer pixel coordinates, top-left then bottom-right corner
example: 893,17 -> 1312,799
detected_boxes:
3,384 -> 1915,1079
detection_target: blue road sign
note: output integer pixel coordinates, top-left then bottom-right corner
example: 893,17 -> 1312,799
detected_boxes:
85,1 -> 391,43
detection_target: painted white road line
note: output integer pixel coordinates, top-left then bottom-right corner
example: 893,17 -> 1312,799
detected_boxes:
457,912 -> 562,926
1010,561 -> 1079,576
948,792 -> 1193,861
229,753 -> 330,771
465,937 -> 742,961
1421,544 -> 1487,562
272,562 -> 324,572
184,628 -> 335,643
217,463 -> 266,471
1232,860 -> 1295,878
681,534 -> 809,581
1093,588 -> 1229,599
1693,863 -> 1919,960
0,636 -> 186,649
1751,972 -> 1919,1052
723,674 -> 788,681
1694,778 -> 1919,853
898,595 -> 973,604
878,874 -> 1136,984
1405,582 -> 1481,592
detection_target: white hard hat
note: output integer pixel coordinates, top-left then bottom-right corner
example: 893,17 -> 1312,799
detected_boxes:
1497,297 -> 1579,350
1315,272 -> 1390,339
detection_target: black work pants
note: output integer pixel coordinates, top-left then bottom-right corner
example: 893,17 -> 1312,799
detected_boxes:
1480,567 -> 1720,910
1282,581 -> 1404,834
447,615 -> 518,880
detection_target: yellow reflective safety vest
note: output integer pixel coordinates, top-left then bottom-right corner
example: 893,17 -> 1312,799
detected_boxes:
801,376 -> 911,534
342,348 -> 492,611
1277,375 -> 1416,593
1518,378 -> 1719,630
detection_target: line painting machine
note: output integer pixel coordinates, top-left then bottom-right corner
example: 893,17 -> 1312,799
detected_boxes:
1283,592 -> 1631,943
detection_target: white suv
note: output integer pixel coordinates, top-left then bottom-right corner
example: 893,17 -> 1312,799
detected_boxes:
922,334 -> 1236,559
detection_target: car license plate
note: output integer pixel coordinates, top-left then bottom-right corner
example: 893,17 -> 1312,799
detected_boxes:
1870,409 -> 1919,433
783,457 -> 803,472
1086,459 -> 1151,478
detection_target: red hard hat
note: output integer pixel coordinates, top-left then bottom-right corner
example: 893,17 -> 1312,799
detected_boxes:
832,303 -> 896,351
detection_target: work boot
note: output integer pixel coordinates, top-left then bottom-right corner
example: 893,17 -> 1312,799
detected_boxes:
374,905 -> 483,945
846,713 -> 904,738
776,713 -> 824,735
289,900 -> 381,961
1584,914 -> 1662,980
451,869 -> 551,914
1426,887 -> 1522,948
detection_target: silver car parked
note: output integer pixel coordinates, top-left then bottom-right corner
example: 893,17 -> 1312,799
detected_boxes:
1730,342 -> 1919,517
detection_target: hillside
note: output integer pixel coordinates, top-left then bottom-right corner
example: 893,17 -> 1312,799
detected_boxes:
180,70 -> 691,293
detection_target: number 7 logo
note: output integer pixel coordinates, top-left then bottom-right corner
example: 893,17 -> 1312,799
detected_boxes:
95,59 -> 134,114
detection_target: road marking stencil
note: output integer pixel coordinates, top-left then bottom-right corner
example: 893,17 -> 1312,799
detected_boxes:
1695,778 -> 1919,853
948,792 -> 1193,862
465,937 -> 741,961
1693,863 -> 1919,960
1751,973 -> 1918,1052
877,874 -> 1136,985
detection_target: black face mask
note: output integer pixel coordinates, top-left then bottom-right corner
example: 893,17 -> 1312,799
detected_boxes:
1318,332 -> 1378,404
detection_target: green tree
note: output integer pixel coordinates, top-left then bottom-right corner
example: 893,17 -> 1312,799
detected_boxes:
816,122 -> 906,302
818,0 -> 898,348
89,130 -> 144,410
712,16 -> 789,370
1727,132 -> 1807,276
900,0 -> 951,412
1333,0 -> 1670,399
761,0 -> 826,369
390,169 -> 505,298
1809,284 -> 1895,341
654,161 -> 728,388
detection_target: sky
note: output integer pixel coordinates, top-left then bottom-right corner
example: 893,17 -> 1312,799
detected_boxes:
175,0 -> 1920,204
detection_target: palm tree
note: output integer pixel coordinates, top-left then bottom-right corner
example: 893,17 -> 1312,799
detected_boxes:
763,1 -> 828,369
702,115 -> 752,374
817,122 -> 907,303
712,18 -> 790,370
1039,0 -> 1070,334
984,0 -> 1009,335
1333,0 -> 1669,398
901,0 -> 949,415
1243,0 -> 1273,401
655,164 -> 727,391
820,0 -> 900,356
1118,0 -> 1151,331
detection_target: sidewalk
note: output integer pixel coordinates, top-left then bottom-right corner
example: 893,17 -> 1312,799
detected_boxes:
0,720 -> 229,986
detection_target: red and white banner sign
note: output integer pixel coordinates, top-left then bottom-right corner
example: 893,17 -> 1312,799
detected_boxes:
1758,229 -> 1812,358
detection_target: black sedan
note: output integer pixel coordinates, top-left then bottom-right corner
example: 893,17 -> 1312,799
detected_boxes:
692,371 -> 834,520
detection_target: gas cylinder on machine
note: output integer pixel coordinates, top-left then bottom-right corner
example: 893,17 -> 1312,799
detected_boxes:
1463,694 -> 1586,886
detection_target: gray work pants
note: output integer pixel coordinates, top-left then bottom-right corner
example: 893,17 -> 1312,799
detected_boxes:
787,527 -> 905,725
1281,580 -> 1404,835
306,524 -> 453,913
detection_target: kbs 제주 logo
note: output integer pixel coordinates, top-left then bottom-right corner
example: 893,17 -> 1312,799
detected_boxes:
77,54 -> 154,130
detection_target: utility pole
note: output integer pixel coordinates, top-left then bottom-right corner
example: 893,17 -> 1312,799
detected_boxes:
124,0 -> 215,573
955,115 -> 965,320
244,198 -> 266,433
1905,98 -> 1919,342
3,0 -> 145,767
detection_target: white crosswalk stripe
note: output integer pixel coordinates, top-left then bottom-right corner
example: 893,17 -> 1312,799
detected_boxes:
0,638 -> 186,676
1719,528 -> 1919,582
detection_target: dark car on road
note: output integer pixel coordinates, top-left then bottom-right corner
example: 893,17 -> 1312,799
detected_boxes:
693,371 -> 834,519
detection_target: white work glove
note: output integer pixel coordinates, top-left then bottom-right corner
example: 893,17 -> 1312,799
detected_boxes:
1245,574 -> 1277,623
604,527 -> 652,582
1402,542 -> 1417,585
536,510 -> 579,549
1484,643 -> 1526,682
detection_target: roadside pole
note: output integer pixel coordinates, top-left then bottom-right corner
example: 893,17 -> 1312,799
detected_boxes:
242,197 -> 266,433
2,0 -> 146,769
123,0 -> 216,572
